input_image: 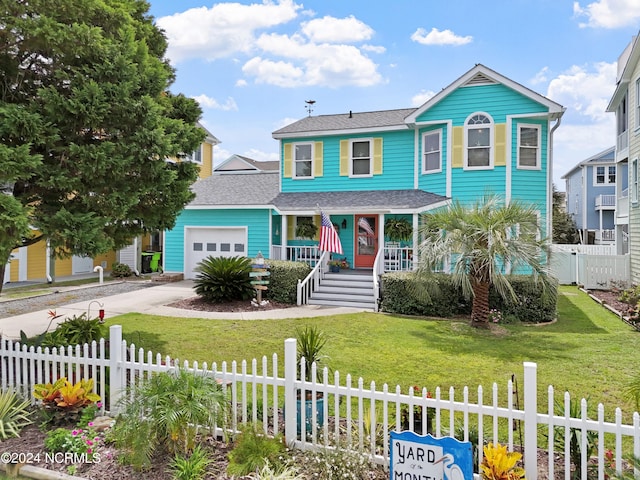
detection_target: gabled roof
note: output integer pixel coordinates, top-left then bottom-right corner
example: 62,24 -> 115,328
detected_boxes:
561,146 -> 616,179
272,109 -> 415,138
188,172 -> 279,207
271,189 -> 448,214
272,64 -> 564,139
406,64 -> 565,124
215,154 -> 279,173
197,121 -> 220,145
607,34 -> 640,112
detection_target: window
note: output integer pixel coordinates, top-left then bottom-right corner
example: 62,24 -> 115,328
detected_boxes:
422,130 -> 442,173
350,139 -> 372,176
185,145 -> 203,164
632,159 -> 638,204
294,142 -> 313,178
465,113 -> 493,168
206,243 -> 216,252
594,165 -> 616,185
193,242 -> 203,251
517,124 -> 540,169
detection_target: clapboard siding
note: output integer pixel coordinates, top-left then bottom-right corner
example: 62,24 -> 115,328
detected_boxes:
165,209 -> 271,272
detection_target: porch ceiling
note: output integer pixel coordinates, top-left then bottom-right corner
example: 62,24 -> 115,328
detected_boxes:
271,189 -> 449,214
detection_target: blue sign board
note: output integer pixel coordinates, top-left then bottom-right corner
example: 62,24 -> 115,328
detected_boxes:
390,431 -> 473,480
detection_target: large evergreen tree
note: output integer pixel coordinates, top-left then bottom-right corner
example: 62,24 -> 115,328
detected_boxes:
0,0 -> 204,290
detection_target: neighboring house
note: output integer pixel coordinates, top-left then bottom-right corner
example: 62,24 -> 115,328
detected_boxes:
561,146 -> 624,245
165,64 -> 565,293
2,124 -> 219,285
214,154 -> 279,173
607,33 -> 640,271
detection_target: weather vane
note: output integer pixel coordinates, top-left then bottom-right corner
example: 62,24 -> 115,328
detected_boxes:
305,99 -> 315,117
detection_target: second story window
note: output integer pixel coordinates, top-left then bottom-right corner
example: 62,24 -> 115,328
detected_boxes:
422,130 -> 442,174
294,143 -> 313,178
351,139 -> 372,176
595,165 -> 616,185
517,124 -> 541,169
185,145 -> 202,164
465,113 -> 493,169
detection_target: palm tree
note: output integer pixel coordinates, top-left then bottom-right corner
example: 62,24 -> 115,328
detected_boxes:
417,193 -> 552,327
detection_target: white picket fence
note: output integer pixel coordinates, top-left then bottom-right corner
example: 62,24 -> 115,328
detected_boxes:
2,326 -> 639,480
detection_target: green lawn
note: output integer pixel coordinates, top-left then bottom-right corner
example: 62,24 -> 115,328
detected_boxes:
105,285 -> 640,421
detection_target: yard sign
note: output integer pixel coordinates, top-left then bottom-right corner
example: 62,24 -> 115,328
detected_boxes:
389,431 -> 473,480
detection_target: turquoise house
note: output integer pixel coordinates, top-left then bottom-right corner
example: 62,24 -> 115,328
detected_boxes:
165,64 -> 564,281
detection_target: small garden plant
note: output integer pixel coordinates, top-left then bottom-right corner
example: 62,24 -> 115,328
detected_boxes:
193,255 -> 255,303
480,442 -> 526,480
0,389 -> 32,440
33,377 -> 101,426
113,368 -> 227,471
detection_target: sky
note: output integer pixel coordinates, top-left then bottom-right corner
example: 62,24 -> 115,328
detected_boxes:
147,0 -> 640,190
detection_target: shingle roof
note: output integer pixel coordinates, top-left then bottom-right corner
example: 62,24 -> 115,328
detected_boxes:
272,108 -> 416,136
188,172 -> 280,206
271,189 -> 448,212
189,173 -> 448,213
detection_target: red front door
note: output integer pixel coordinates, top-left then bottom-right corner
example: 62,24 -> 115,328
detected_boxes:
354,215 -> 377,268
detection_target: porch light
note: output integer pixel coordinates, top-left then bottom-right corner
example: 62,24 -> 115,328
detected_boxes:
341,219 -> 347,229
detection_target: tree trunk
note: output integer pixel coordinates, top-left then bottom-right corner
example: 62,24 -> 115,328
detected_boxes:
470,279 -> 490,327
0,262 -> 5,295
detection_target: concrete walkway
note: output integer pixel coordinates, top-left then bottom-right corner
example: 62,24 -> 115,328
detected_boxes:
0,280 -> 366,339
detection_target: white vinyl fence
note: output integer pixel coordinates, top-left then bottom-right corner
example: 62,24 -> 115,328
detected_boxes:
550,245 -> 630,289
2,326 -> 639,480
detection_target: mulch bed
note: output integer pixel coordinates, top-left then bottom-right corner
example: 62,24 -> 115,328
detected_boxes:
167,296 -> 296,313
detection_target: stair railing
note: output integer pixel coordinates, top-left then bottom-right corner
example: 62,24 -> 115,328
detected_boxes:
296,251 -> 329,305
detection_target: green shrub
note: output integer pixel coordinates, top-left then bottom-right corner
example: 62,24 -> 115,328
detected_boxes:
111,262 -> 132,278
263,260 -> 311,304
227,424 -> 287,476
0,390 -> 32,440
291,442 -> 374,479
113,368 -> 227,471
169,445 -> 212,480
381,272 -> 557,323
194,256 -> 254,303
43,313 -> 107,348
380,272 -> 467,317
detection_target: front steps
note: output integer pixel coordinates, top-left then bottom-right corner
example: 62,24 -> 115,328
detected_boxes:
307,270 -> 376,310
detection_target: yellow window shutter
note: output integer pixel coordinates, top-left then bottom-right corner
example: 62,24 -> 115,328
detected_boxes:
452,126 -> 463,168
373,138 -> 383,174
494,123 -> 506,166
287,218 -> 295,240
314,141 -> 323,177
314,215 -> 321,240
284,143 -> 292,178
339,140 -> 349,176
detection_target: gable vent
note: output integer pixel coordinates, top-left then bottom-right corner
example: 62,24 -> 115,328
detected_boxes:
464,72 -> 498,87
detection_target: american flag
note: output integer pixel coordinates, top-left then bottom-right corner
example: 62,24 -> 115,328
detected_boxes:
319,210 -> 343,254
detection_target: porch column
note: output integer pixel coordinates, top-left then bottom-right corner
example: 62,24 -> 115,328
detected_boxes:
599,209 -> 603,244
282,216 -> 288,259
412,214 -> 419,270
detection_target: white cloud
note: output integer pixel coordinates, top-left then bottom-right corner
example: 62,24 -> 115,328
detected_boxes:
410,27 -> 472,46
235,79 -> 248,87
362,44 -> 386,54
530,66 -> 550,85
192,94 -> 238,111
573,0 -> 640,28
242,148 -> 279,162
244,33 -> 382,87
546,62 -> 617,186
411,90 -> 436,107
301,15 -> 374,43
547,62 -> 616,123
156,0 -> 302,63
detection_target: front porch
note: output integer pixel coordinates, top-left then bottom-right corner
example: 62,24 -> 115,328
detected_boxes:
270,244 -> 414,272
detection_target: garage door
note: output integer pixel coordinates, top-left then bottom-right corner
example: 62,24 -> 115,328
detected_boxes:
185,227 -> 247,279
